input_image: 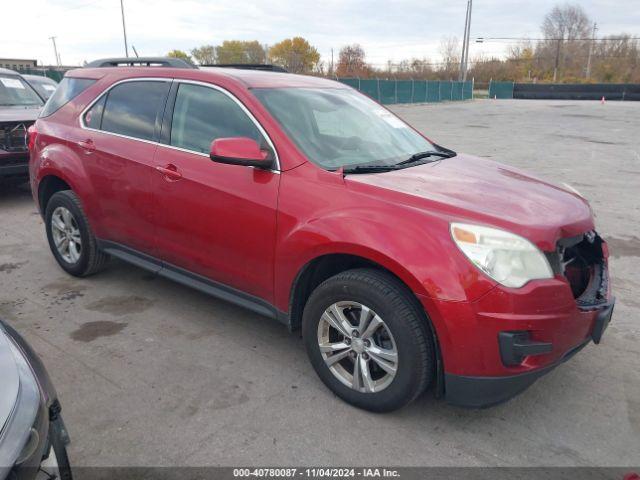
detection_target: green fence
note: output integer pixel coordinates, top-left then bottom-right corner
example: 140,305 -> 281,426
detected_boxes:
488,81 -> 514,99
14,67 -> 68,82
337,78 -> 474,104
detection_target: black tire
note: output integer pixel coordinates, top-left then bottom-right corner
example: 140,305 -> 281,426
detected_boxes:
45,190 -> 109,277
48,418 -> 73,480
302,268 -> 435,412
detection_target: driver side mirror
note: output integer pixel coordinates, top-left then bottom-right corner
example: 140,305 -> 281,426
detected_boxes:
210,137 -> 274,169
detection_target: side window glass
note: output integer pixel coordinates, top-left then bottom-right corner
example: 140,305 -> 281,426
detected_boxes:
101,81 -> 170,141
170,83 -> 264,154
84,95 -> 106,129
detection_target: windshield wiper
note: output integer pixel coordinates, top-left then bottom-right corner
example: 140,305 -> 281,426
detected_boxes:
343,164 -> 400,174
396,150 -> 454,167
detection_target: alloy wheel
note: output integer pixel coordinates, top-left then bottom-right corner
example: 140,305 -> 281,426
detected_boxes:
50,206 -> 82,264
317,301 -> 398,393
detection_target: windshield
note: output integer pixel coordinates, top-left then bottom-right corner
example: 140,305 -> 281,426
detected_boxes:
253,87 -> 434,170
0,74 -> 44,107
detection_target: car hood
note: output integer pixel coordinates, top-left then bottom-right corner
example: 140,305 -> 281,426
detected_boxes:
0,106 -> 41,123
0,326 -> 20,434
345,153 -> 594,251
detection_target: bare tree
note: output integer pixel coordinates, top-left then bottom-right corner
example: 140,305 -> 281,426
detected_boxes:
542,3 -> 591,40
539,3 -> 592,80
439,36 -> 460,78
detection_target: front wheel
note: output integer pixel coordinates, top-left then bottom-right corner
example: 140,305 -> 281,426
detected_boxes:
302,269 -> 435,412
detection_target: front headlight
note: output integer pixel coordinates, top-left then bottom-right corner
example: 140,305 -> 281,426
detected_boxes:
0,336 -> 41,473
450,223 -> 553,288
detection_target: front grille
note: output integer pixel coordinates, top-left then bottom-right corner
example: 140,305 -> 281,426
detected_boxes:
549,231 -> 607,307
1,121 -> 33,153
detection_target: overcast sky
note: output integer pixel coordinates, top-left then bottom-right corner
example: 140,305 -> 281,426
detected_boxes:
2,0 -> 639,67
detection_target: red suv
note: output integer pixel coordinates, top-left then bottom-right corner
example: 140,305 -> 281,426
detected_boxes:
29,58 -> 614,412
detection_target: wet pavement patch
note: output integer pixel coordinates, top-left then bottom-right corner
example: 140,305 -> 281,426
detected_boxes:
606,236 -> 640,258
70,320 -> 127,342
43,279 -> 88,296
59,290 -> 85,301
85,295 -> 154,316
0,262 -> 27,273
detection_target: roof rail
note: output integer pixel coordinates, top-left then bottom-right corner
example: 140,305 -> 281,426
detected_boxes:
203,64 -> 288,73
85,57 -> 196,69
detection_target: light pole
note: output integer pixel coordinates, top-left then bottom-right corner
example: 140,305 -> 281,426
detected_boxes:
120,0 -> 129,57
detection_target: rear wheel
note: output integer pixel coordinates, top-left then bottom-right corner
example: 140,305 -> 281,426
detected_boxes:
302,268 -> 435,412
45,190 -> 109,277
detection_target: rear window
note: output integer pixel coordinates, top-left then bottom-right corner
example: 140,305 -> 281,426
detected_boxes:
40,77 -> 96,117
28,77 -> 58,100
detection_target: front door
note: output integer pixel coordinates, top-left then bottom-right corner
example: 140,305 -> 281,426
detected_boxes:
152,82 -> 280,303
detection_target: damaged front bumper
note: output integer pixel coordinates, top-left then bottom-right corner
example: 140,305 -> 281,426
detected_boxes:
433,230 -> 615,408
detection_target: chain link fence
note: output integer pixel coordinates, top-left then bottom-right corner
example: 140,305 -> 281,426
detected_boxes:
337,78 -> 474,104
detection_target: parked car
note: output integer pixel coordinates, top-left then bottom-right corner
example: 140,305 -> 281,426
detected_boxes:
0,319 -> 72,479
28,58 -> 614,412
21,75 -> 58,101
0,68 -> 43,183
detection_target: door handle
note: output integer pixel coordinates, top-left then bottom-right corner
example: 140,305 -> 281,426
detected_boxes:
155,164 -> 183,181
77,139 -> 95,153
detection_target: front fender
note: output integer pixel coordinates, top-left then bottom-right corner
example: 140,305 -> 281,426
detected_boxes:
274,201 -> 496,312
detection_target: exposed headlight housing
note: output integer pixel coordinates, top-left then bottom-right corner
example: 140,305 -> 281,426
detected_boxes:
450,223 -> 554,288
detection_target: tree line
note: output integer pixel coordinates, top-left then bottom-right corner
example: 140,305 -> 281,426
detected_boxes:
167,3 -> 639,84
167,37 -> 320,74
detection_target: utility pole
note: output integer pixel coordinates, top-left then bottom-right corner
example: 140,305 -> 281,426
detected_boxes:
586,22 -> 598,79
462,0 -> 472,81
458,0 -> 473,81
49,36 -> 61,67
120,0 -> 129,57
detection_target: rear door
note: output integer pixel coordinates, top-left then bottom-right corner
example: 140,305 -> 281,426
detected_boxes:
152,81 -> 280,302
78,79 -> 171,255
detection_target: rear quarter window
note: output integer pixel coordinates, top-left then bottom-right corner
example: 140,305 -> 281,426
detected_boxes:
83,95 -> 106,129
40,77 -> 96,117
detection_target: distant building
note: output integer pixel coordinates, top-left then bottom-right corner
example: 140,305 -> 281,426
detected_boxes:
0,58 -> 37,71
